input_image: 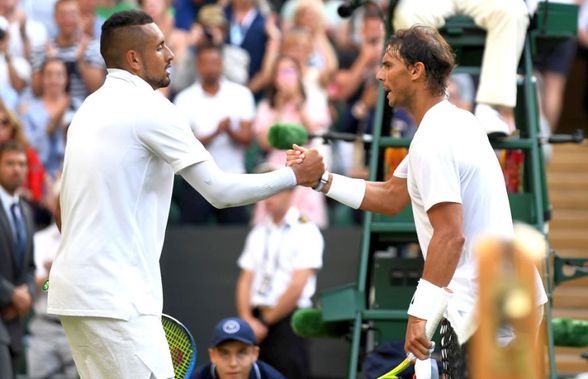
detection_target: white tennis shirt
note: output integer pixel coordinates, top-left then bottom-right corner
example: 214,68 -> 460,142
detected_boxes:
397,100 -> 547,315
48,69 -> 211,319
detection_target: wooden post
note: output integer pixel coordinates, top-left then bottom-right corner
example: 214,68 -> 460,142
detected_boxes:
471,236 -> 544,379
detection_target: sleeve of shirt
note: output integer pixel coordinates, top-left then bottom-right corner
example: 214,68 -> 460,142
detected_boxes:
30,45 -> 45,71
237,227 -> 261,270
410,144 -> 462,212
21,108 -> 45,155
292,225 -> 324,270
136,95 -> 211,173
393,154 -> 409,179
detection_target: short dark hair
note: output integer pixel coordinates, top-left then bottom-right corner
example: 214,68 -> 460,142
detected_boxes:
0,140 -> 26,161
387,25 -> 455,96
100,10 -> 154,67
195,41 -> 223,58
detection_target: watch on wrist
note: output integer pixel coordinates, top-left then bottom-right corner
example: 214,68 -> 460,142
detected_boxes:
313,170 -> 330,192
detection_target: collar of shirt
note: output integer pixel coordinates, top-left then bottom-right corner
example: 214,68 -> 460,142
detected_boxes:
0,184 -> 20,231
229,8 -> 257,45
264,207 -> 300,230
197,78 -> 228,98
106,68 -> 155,93
0,184 -> 19,210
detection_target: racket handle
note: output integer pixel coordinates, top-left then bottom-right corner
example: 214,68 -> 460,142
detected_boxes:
425,309 -> 445,340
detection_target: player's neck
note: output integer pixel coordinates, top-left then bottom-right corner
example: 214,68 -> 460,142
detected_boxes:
410,94 -> 445,126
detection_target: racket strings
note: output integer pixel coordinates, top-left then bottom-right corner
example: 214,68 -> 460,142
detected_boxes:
163,318 -> 196,378
440,319 -> 469,379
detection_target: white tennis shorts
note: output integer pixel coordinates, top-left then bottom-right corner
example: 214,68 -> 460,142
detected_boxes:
59,310 -> 174,379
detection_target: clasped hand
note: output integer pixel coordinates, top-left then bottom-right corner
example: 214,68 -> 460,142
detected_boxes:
288,144 -> 325,188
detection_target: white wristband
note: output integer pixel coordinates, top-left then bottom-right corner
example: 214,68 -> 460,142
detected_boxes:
325,173 -> 366,209
407,279 -> 449,338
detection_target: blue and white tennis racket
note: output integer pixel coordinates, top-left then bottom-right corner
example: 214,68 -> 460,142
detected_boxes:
162,314 -> 197,379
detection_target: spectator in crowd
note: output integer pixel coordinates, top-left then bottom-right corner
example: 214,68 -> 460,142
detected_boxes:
280,0 -> 346,44
237,162 -> 324,379
95,0 -> 138,20
173,0 -> 216,32
332,4 -> 384,102
393,0 -> 529,138
31,0 -> 106,106
225,0 -> 269,87
0,102 -> 45,206
330,5 -> 384,180
191,317 -> 285,379
21,0 -> 57,41
27,177 -> 78,379
20,57 -> 75,178
172,4 -> 251,93
254,26 -> 331,106
252,55 -> 330,228
279,28 -> 331,126
287,0 -> 338,85
174,42 -> 255,224
0,0 -> 49,60
0,16 -> 31,93
79,0 -> 105,38
139,0 -> 177,46
0,140 -> 36,379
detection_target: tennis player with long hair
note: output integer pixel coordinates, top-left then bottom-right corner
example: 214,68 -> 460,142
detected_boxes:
288,25 -> 547,377
46,10 -> 325,379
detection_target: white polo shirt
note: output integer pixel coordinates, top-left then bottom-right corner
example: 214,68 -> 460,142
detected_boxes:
403,100 -> 547,315
238,208 -> 324,308
48,69 -> 211,320
174,79 -> 255,174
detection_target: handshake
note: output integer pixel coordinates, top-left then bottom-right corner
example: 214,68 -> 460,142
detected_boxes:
287,144 -> 328,191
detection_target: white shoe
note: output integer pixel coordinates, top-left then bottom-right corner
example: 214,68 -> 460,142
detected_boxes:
474,104 -> 515,139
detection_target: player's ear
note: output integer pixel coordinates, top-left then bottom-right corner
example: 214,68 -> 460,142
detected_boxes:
410,62 -> 425,81
251,345 -> 260,360
126,49 -> 142,73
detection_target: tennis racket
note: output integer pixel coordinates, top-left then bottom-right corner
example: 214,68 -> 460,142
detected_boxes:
162,314 -> 197,379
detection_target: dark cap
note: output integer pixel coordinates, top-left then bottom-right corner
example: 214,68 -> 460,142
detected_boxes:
210,317 -> 256,347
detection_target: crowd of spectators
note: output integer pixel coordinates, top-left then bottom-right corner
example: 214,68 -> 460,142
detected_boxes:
0,0 -> 583,230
